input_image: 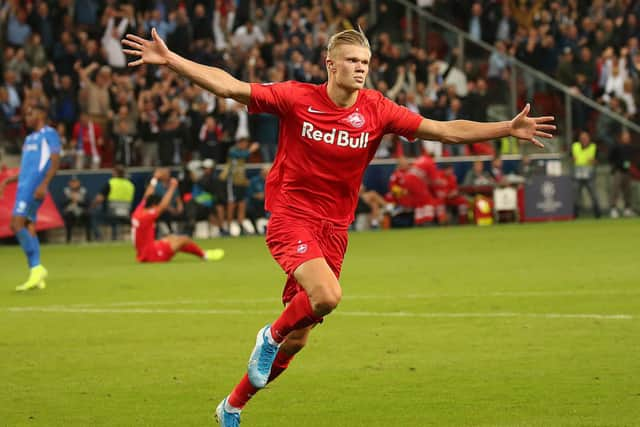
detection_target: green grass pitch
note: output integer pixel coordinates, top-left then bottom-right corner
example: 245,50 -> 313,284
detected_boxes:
1,219 -> 639,426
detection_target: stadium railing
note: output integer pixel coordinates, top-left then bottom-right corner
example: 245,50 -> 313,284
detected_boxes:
391,0 -> 640,150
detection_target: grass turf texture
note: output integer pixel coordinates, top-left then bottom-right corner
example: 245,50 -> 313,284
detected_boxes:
1,219 -> 639,427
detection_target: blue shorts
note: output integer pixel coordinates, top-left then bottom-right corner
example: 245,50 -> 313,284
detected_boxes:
13,194 -> 43,223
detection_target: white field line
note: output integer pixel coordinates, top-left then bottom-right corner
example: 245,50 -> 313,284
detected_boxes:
29,289 -> 640,309
3,306 -> 634,320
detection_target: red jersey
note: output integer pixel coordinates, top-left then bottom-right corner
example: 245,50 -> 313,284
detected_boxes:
72,121 -> 103,156
411,154 -> 438,185
131,199 -> 159,261
431,169 -> 449,200
388,168 -> 433,208
443,171 -> 460,196
249,81 -> 422,226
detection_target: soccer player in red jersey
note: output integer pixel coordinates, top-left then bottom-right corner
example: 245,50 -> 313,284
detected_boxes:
122,28 -> 555,426
387,157 -> 438,225
132,177 -> 224,263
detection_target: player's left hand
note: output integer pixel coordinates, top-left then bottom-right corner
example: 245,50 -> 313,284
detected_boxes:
510,103 -> 555,148
34,184 -> 47,200
122,27 -> 170,67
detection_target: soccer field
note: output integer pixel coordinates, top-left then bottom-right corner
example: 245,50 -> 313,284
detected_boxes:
1,220 -> 639,427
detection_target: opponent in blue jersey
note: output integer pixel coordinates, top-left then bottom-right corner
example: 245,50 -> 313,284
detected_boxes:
0,103 -> 61,291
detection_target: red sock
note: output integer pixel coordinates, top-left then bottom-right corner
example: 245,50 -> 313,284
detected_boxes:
227,374 -> 257,409
270,292 -> 321,343
268,349 -> 294,382
179,242 -> 205,258
227,351 -> 296,409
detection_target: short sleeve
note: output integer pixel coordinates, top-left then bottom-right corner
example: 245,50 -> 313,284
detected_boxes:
380,97 -> 423,140
47,129 -> 62,154
248,81 -> 296,116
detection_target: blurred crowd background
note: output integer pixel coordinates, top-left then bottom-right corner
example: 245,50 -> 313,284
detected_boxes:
1,0 -> 639,170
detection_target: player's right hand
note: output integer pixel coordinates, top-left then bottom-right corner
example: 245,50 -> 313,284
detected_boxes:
122,28 -> 170,67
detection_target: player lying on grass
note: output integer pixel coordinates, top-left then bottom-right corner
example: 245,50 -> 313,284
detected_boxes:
122,27 -> 555,426
131,177 -> 224,263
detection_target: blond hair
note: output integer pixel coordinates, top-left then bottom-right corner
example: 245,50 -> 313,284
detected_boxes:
327,28 -> 371,57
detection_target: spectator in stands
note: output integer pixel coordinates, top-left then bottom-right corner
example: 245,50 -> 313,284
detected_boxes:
90,165 -> 135,240
6,49 -> 32,83
619,79 -> 637,119
24,34 -> 47,69
52,75 -> 78,132
199,158 -> 228,236
71,112 -> 103,170
182,161 -> 217,238
429,164 -> 467,225
2,70 -> 21,112
199,115 -> 223,162
571,131 -> 601,219
247,164 -> 270,234
463,161 -> 494,186
252,111 -> 279,162
158,101 -> 185,166
596,97 -> 625,147
112,106 -> 136,167
603,61 -> 627,104
143,9 -> 176,41
467,2 -> 489,47
357,184 -> 387,229
138,90 -> 161,166
6,6 -> 32,47
57,123 -> 74,170
0,86 -> 22,150
490,156 -> 506,184
192,4 -> 213,43
167,8 -> 192,57
77,63 -> 113,141
28,3 -> 55,55
101,7 -> 131,70
488,40 -> 509,81
446,98 -> 467,156
219,137 -> 260,236
62,176 -> 90,243
608,130 -> 636,218
556,47 -> 576,87
75,0 -> 99,28
494,3 -> 516,43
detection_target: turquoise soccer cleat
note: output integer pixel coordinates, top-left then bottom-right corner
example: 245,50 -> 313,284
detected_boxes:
247,324 -> 280,389
215,397 -> 241,427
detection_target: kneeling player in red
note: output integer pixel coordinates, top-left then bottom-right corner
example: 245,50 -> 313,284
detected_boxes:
131,177 -> 224,263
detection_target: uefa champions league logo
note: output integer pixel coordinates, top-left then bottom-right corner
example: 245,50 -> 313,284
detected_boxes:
536,180 -> 562,213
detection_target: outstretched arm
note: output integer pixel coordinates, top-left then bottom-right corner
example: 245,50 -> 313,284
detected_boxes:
122,28 -> 251,105
415,103 -> 555,148
156,178 -> 178,215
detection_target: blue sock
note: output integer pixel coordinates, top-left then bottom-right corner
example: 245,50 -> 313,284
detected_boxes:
16,228 -> 40,268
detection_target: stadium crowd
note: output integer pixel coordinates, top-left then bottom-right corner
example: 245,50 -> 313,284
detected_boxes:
1,0 -> 638,167
1,0 -> 638,235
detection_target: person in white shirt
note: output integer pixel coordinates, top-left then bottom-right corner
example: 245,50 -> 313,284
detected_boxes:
232,20 -> 265,54
102,11 -> 130,69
